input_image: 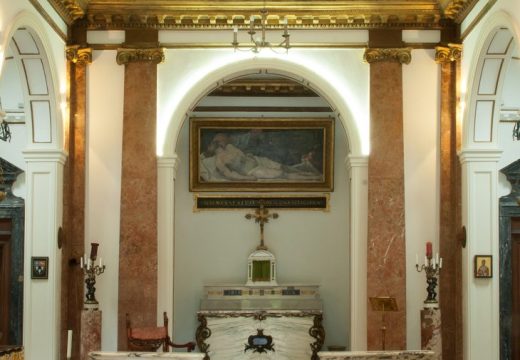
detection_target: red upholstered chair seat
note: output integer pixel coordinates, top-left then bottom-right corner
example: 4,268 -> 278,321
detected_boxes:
126,312 -> 196,352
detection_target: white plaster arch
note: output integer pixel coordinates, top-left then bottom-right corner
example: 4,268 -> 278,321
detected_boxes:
158,55 -> 367,158
156,51 -> 370,350
462,10 -> 519,150
0,10 -> 64,150
0,10 -> 66,360
458,10 -> 520,360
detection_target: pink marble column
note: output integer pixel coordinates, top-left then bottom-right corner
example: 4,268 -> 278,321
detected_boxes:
364,48 -> 411,350
116,47 -> 164,349
64,45 -> 92,360
421,308 -> 442,359
80,309 -> 101,360
436,44 -> 463,360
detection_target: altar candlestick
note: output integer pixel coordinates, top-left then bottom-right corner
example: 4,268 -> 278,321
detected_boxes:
90,243 -> 99,260
426,241 -> 432,258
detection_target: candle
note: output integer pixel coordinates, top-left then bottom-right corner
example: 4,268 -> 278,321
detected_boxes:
426,241 -> 432,258
99,257 -> 103,268
90,243 -> 99,260
440,258 -> 443,268
436,253 -> 439,264
233,25 -> 238,43
80,257 -> 83,269
67,330 -> 72,359
424,256 -> 428,266
415,254 -> 418,265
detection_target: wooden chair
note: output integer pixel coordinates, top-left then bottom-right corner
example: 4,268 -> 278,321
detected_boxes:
126,312 -> 195,352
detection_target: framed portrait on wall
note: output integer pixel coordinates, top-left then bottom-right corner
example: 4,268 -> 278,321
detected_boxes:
474,255 -> 492,278
31,257 -> 49,279
189,118 -> 334,192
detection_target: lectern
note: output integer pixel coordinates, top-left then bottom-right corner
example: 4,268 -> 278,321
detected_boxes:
369,296 -> 398,350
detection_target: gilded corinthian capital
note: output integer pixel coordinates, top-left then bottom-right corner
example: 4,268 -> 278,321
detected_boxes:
65,45 -> 92,66
435,44 -> 462,64
116,48 -> 165,65
363,48 -> 412,65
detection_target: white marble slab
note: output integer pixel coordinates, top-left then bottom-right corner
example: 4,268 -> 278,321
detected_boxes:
318,350 -> 436,360
88,352 -> 205,359
199,311 -> 321,360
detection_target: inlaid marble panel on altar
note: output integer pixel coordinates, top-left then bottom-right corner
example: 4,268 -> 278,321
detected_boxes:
196,284 -> 324,360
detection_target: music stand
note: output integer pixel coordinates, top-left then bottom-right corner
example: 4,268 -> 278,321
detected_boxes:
369,296 -> 398,350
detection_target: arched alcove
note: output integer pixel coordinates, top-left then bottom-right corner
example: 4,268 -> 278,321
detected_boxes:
171,71 -> 352,350
460,11 -> 520,360
0,11 -> 65,359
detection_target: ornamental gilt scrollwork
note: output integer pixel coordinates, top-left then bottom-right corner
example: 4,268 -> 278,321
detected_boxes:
309,314 -> 325,360
363,48 -> 412,65
116,48 -> 165,65
435,44 -> 462,64
65,45 -> 92,66
196,314 -> 211,360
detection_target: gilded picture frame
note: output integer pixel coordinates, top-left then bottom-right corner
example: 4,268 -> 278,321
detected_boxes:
31,256 -> 49,279
190,118 -> 334,192
474,255 -> 492,278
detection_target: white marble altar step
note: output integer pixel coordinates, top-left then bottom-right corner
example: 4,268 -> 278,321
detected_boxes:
318,351 -> 436,360
88,352 -> 205,359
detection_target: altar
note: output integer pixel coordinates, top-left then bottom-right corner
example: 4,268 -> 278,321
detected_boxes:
196,284 -> 324,360
195,207 -> 325,360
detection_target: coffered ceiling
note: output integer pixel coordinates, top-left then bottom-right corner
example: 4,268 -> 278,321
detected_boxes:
49,0 -> 477,30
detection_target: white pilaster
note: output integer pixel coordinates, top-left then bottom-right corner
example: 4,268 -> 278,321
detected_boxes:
459,149 -> 501,360
22,149 -> 66,360
157,154 -> 180,334
346,154 -> 368,350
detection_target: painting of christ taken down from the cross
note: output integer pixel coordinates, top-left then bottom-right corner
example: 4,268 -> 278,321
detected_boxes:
189,118 -> 334,192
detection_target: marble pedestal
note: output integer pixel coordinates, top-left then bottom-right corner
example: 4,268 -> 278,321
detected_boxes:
420,309 -> 442,359
81,309 -> 102,360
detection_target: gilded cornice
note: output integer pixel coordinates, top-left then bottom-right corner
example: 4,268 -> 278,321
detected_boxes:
66,45 -> 93,66
435,43 -> 462,63
363,48 -> 412,64
116,48 -> 165,65
78,0 -> 443,30
48,0 -> 87,24
442,0 -> 478,22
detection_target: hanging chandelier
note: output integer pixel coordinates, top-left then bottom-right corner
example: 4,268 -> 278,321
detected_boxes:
232,8 -> 290,53
0,110 -> 11,142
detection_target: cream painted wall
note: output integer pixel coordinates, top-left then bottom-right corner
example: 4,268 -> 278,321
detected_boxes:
173,117 -> 351,348
86,50 -> 125,351
403,49 -> 440,350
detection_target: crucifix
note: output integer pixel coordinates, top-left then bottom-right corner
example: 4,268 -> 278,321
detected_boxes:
245,204 -> 279,250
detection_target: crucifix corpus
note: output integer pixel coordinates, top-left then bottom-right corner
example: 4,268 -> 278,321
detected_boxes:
245,204 -> 279,250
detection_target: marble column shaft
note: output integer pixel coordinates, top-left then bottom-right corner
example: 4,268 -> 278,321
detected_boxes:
366,60 -> 406,350
63,47 -> 92,360
437,47 -> 463,360
80,310 -> 102,360
118,61 -> 159,349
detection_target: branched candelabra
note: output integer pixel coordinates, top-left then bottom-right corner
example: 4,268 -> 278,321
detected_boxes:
81,243 -> 106,309
415,241 -> 442,308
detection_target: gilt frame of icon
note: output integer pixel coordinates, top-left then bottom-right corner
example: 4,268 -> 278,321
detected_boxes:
474,255 -> 492,278
31,256 -> 49,279
189,117 -> 334,192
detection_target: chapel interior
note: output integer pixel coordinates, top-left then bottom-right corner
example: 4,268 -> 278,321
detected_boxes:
0,0 -> 519,360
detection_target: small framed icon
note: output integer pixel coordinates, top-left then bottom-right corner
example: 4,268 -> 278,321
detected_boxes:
474,255 -> 492,278
31,257 -> 49,279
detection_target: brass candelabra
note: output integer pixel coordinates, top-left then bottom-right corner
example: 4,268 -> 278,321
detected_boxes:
81,243 -> 106,309
415,242 -> 442,308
